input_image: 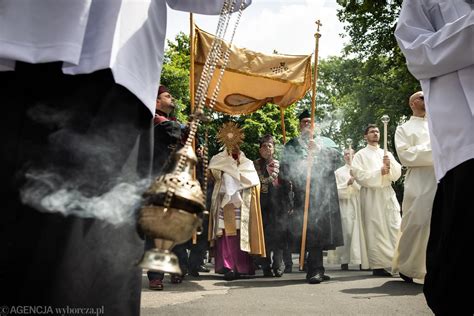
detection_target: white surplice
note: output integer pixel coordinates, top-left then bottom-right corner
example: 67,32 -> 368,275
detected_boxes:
351,145 -> 402,269
327,164 -> 369,269
395,1 -> 474,181
392,116 -> 437,281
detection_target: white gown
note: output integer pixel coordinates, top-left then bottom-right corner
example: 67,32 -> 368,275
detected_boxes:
327,164 -> 369,269
392,116 -> 437,282
351,145 -> 402,269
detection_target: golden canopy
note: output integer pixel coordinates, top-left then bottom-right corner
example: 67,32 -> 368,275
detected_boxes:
193,26 -> 312,115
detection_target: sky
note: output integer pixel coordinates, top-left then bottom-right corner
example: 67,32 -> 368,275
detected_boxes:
166,0 -> 348,59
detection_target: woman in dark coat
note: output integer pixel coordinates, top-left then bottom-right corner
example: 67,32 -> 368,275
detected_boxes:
253,135 -> 286,277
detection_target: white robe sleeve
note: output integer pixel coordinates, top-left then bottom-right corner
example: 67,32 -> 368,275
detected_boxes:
335,166 -> 360,200
335,168 -> 350,200
387,151 -> 402,182
352,149 -> 400,187
395,125 -> 433,167
394,1 -> 474,80
351,152 -> 384,188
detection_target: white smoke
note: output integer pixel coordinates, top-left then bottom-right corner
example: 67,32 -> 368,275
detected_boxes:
20,174 -> 151,226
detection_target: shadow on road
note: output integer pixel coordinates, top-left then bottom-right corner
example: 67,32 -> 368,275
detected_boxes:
341,280 -> 423,297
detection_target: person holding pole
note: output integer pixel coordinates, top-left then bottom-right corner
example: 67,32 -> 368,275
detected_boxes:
351,123 -> 402,277
280,110 -> 343,284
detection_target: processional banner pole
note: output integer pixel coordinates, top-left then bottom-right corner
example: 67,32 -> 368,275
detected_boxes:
299,19 -> 322,271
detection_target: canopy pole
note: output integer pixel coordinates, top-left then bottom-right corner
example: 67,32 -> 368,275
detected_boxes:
190,13 -> 198,245
280,107 -> 287,144
190,13 -> 195,114
299,19 -> 322,271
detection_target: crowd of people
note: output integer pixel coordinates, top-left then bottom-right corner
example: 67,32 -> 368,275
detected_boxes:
145,91 -> 434,291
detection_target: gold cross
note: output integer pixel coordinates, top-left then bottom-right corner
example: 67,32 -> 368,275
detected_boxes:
315,20 -> 323,32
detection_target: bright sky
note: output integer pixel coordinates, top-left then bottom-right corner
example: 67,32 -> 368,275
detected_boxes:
166,0 -> 348,58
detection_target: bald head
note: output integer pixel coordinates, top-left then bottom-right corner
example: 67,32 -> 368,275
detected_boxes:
409,91 -> 425,117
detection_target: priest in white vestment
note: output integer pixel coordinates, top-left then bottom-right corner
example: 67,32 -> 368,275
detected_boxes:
208,122 -> 266,281
392,91 -> 436,284
351,124 -> 401,276
327,149 -> 369,270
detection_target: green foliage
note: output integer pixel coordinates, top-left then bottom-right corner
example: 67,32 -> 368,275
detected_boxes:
319,56 -> 418,152
337,0 -> 403,61
239,103 -> 300,161
197,103 -> 300,162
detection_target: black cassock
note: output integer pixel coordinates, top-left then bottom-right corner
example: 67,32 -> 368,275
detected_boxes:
280,136 -> 343,252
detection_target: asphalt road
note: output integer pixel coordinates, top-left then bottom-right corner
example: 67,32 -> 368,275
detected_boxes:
140,258 -> 433,315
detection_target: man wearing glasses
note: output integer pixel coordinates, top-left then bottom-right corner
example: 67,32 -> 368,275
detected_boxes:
392,91 -> 436,285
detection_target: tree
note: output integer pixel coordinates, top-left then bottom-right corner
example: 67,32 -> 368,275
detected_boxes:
337,0 -> 403,61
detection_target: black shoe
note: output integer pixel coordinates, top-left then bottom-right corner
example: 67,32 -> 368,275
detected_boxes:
188,270 -> 200,277
170,274 -> 184,284
263,269 -> 274,277
372,269 -> 392,277
399,272 -> 414,283
341,263 -> 349,271
322,274 -> 331,281
273,269 -> 283,277
307,273 -> 324,284
224,270 -> 236,281
198,265 -> 210,273
284,266 -> 292,273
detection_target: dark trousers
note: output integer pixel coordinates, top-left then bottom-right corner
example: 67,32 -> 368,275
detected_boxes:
424,159 -> 474,315
0,63 -> 152,315
283,245 -> 293,268
306,247 -> 324,277
187,218 -> 209,272
260,249 -> 283,272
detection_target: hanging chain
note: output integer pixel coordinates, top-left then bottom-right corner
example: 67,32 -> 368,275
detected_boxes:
162,0 -> 246,211
202,129 -> 209,211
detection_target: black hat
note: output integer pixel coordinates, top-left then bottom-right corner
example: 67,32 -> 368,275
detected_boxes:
157,85 -> 169,98
298,109 -> 311,121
